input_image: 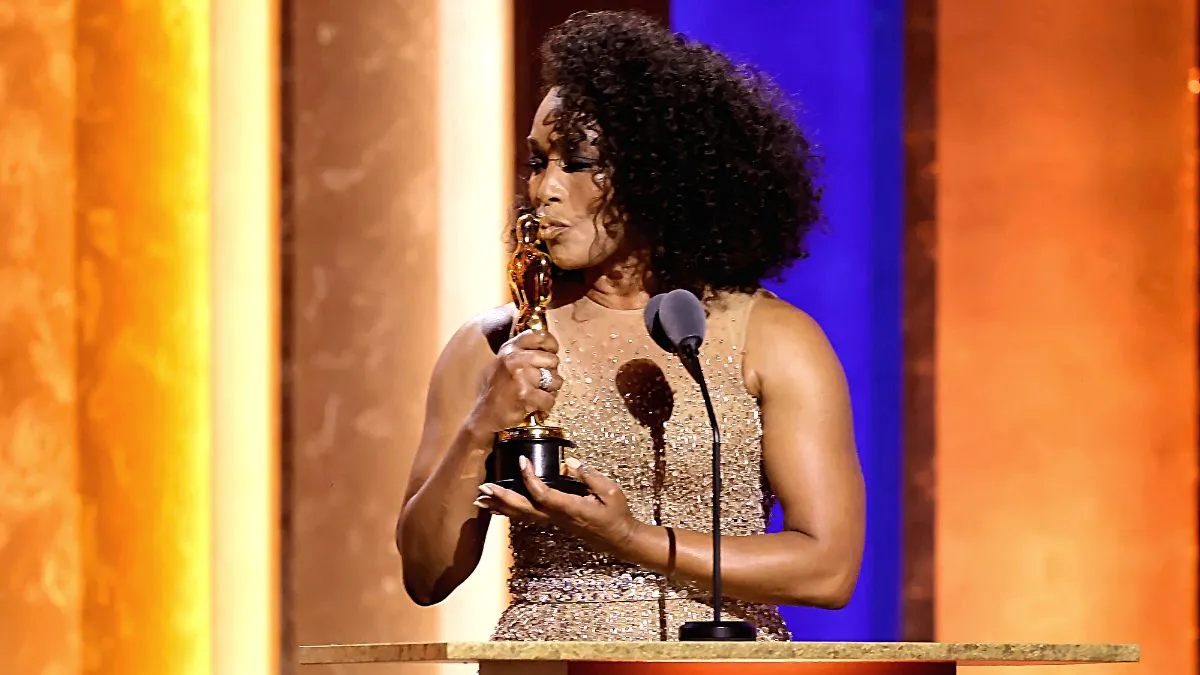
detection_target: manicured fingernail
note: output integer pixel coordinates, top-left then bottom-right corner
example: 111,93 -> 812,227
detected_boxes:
478,484 -> 494,496
564,457 -> 582,472
473,497 -> 490,509
519,456 -> 530,471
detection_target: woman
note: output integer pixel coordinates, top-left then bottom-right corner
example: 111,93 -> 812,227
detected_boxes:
398,10 -> 865,641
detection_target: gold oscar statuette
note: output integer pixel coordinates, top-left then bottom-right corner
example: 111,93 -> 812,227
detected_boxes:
485,213 -> 588,497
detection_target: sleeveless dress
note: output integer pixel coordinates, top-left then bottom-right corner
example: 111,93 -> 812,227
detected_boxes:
490,290 -> 791,641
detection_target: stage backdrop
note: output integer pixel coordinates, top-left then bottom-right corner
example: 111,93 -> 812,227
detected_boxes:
673,0 -> 906,641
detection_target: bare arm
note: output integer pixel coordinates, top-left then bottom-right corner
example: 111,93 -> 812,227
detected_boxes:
398,309 -> 562,606
612,295 -> 865,607
397,317 -> 496,605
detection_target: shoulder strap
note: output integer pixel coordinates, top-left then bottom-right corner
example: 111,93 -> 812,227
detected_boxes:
703,289 -> 771,353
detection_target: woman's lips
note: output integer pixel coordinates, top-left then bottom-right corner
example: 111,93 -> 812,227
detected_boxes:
539,221 -> 568,239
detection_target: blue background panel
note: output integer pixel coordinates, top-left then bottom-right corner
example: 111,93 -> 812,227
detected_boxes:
671,0 -> 905,641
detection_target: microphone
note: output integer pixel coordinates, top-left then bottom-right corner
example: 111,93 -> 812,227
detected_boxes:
644,289 -> 756,642
643,292 -> 675,355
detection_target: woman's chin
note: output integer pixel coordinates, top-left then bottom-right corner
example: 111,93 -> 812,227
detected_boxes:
546,246 -> 587,271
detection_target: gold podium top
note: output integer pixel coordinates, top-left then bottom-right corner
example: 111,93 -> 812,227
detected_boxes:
298,641 -> 1138,666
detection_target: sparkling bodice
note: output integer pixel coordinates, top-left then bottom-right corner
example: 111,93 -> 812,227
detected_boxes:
491,290 -> 790,641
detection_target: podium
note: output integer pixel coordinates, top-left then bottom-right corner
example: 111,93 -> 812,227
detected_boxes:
298,641 -> 1138,674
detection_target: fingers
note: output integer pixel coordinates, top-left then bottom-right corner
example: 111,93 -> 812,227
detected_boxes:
499,329 -> 559,360
565,458 -> 622,503
500,347 -> 560,390
520,455 -> 573,514
474,494 -> 524,519
541,370 -> 565,393
508,358 -> 561,413
476,482 -> 548,524
501,348 -> 559,370
508,360 -> 562,394
497,330 -> 565,403
509,329 -> 560,354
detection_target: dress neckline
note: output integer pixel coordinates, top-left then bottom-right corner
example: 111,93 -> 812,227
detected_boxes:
567,293 -> 648,322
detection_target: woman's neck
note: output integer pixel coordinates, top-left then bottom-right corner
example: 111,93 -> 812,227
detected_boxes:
554,250 -> 653,311
584,276 -> 651,311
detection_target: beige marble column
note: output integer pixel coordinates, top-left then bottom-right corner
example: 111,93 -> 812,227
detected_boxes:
287,1 -> 511,672
938,2 -> 1197,674
286,0 -> 440,662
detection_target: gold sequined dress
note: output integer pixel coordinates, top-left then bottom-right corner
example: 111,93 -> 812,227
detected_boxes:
491,290 -> 791,641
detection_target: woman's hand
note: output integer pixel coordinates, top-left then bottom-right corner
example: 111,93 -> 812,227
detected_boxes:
466,329 -> 564,437
476,457 -> 641,553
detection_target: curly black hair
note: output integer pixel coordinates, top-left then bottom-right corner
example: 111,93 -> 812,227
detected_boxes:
529,10 -> 822,297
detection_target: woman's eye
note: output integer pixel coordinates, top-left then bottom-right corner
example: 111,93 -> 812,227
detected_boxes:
562,158 -> 597,173
526,154 -> 597,174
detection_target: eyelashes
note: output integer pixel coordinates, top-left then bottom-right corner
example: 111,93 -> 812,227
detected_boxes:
527,155 -> 599,174
563,158 -> 598,173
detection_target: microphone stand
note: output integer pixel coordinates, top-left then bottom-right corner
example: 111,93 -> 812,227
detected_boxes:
677,340 -> 756,642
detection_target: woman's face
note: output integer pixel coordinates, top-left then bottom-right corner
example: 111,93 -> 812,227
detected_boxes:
526,90 -> 625,270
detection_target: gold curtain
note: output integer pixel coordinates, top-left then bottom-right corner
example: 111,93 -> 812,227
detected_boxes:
1,1 -> 278,673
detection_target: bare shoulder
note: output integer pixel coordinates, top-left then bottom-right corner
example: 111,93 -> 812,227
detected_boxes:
429,303 -> 515,391
442,304 -> 514,358
746,292 -> 828,342
473,303 -> 517,356
742,292 -> 846,399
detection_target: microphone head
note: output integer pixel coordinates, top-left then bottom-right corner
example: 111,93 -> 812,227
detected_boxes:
659,289 -> 707,350
643,293 -> 675,354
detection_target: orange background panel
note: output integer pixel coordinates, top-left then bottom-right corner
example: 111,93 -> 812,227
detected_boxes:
938,1 -> 1197,675
0,2 -> 80,674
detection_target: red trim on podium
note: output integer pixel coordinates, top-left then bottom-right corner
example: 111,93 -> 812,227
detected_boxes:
569,663 -> 955,674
